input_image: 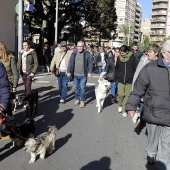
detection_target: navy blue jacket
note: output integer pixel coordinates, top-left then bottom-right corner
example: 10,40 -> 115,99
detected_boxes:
0,61 -> 10,110
67,50 -> 93,79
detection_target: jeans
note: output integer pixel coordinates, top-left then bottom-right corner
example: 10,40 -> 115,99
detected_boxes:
111,83 -> 117,97
98,66 -> 105,75
57,72 -> 68,101
73,75 -> 87,102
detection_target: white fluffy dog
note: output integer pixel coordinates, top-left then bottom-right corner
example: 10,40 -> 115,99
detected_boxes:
95,72 -> 111,113
24,126 -> 57,163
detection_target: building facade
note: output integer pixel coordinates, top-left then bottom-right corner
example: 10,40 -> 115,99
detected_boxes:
0,0 -> 18,52
141,18 -> 151,43
115,0 -> 142,44
150,0 -> 170,43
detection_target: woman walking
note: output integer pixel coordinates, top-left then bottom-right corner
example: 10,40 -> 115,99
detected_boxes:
114,45 -> 138,117
17,40 -> 38,94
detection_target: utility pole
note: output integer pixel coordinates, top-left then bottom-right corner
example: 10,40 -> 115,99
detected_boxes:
55,0 -> 58,42
18,0 -> 23,56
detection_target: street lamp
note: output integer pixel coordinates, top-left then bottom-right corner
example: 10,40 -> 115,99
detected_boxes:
55,0 -> 58,41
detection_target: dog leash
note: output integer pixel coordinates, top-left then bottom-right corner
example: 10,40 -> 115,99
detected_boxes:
0,112 -> 28,141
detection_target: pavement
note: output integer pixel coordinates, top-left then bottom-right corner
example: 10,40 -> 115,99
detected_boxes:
0,71 -> 156,170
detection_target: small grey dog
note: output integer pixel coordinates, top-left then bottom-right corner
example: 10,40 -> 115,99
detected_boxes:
24,125 -> 57,163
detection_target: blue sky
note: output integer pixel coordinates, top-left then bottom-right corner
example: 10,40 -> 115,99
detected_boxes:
137,0 -> 152,20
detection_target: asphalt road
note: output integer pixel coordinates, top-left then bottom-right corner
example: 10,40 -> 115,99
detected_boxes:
0,72 -> 156,170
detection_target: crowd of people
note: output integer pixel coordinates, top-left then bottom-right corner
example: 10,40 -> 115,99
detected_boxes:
0,39 -> 170,169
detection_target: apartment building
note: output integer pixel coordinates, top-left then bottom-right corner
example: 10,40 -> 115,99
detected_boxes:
115,0 -> 127,42
115,0 -> 142,44
141,18 -> 151,42
150,0 -> 170,43
0,0 -> 18,52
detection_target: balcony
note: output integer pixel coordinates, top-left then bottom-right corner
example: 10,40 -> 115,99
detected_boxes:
150,31 -> 166,35
134,34 -> 139,37
151,24 -> 166,28
135,18 -> 140,22
152,11 -> 167,16
153,0 -> 168,3
136,7 -> 141,12
136,12 -> 140,17
151,18 -> 166,22
135,28 -> 139,32
135,23 -> 139,27
152,5 -> 167,9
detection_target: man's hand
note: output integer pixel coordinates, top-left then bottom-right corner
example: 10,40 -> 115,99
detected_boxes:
128,111 -> 136,118
67,73 -> 71,77
87,73 -> 92,78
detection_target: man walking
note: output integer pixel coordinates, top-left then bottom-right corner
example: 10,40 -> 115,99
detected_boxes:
126,40 -> 170,169
50,41 -> 72,103
67,41 -> 93,108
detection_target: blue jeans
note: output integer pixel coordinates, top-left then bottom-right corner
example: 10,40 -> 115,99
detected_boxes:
73,75 -> 87,102
98,66 -> 105,75
111,83 -> 117,97
57,72 -> 68,101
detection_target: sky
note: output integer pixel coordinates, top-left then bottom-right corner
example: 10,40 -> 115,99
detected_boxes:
137,0 -> 152,20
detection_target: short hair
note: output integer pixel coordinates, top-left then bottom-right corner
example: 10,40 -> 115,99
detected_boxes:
119,45 -> 131,52
147,44 -> 160,55
77,41 -> 85,46
161,40 -> 170,52
132,43 -> 138,47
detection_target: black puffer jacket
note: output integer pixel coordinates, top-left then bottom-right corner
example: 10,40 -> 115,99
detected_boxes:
106,56 -> 115,73
126,54 -> 170,126
114,53 -> 138,84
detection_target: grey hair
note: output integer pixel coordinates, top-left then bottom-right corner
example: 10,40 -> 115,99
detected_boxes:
77,41 -> 85,46
161,40 -> 170,52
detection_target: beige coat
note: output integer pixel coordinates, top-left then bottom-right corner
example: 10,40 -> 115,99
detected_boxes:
50,50 -> 72,74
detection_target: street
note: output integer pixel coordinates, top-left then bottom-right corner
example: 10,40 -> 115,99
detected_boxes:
0,71 -> 156,170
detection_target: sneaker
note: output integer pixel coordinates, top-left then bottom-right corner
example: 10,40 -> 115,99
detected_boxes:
147,156 -> 155,165
122,112 -> 128,118
118,106 -> 122,113
74,100 -> 80,106
60,99 -> 65,104
79,101 -> 85,108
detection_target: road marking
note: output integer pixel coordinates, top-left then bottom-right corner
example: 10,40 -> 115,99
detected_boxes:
0,135 -> 9,141
93,75 -> 99,78
87,83 -> 95,86
35,81 -> 51,84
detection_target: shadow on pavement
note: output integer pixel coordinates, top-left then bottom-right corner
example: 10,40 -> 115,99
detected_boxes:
0,143 -> 22,162
80,156 -> 111,170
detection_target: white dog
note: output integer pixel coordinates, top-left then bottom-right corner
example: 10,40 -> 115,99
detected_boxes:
24,126 -> 57,163
95,72 -> 111,113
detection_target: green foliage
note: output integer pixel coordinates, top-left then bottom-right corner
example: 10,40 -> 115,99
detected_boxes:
24,0 -> 117,45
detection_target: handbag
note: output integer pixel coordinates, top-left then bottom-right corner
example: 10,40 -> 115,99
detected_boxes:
106,72 -> 114,82
54,52 -> 66,77
55,68 -> 60,77
97,61 -> 103,66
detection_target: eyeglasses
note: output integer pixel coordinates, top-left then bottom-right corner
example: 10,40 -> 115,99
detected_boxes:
77,46 -> 83,47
